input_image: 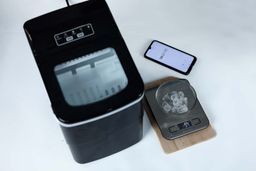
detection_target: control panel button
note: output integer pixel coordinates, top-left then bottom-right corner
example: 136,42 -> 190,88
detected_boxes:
66,36 -> 74,42
192,118 -> 201,125
169,125 -> 180,133
77,32 -> 85,38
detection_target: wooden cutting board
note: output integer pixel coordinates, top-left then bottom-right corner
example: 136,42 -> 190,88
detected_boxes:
144,77 -> 216,153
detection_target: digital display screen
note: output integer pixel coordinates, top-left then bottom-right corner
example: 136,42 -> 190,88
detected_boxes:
178,121 -> 192,130
145,41 -> 195,73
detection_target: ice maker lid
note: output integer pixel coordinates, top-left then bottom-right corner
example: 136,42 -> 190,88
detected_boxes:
24,0 -> 144,124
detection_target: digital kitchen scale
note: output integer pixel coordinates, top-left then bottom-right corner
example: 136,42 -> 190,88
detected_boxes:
145,79 -> 209,140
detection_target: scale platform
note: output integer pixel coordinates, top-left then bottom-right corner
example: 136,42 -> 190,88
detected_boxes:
144,77 -> 216,153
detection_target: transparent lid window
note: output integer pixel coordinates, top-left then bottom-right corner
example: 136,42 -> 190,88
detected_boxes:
54,47 -> 128,106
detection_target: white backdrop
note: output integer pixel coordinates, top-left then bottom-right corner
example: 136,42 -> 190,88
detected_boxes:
1,0 -> 256,170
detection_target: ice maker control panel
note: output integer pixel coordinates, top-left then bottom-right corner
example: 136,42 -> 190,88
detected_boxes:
54,24 -> 94,46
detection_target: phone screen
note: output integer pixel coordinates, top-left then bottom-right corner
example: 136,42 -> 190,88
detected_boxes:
144,40 -> 196,75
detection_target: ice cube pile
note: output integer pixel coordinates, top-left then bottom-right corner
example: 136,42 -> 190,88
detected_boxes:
161,91 -> 188,114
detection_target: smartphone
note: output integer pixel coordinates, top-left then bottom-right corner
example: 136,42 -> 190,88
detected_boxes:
144,40 -> 197,75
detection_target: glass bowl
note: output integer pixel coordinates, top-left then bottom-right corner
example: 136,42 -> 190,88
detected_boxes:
155,79 -> 197,115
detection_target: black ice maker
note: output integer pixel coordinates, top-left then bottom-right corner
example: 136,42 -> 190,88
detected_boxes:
24,0 -> 144,163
